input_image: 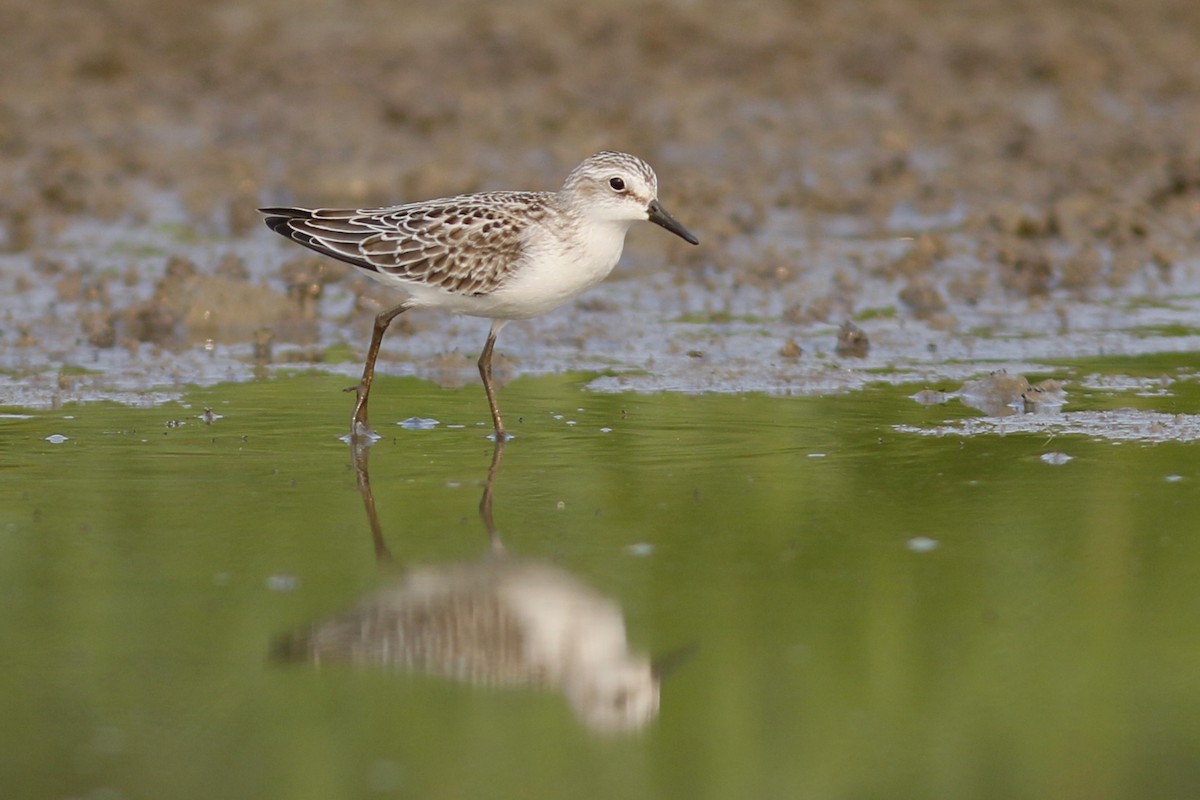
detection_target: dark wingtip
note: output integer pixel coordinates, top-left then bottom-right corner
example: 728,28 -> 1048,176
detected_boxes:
262,215 -> 294,236
257,206 -> 309,217
259,207 -> 312,236
257,206 -> 379,274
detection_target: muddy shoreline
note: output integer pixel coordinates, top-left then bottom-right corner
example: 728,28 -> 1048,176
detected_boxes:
3,0 -> 1200,412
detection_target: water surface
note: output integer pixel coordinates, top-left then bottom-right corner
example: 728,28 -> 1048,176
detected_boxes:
2,372 -> 1199,799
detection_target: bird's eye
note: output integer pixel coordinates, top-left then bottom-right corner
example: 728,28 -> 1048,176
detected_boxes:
608,177 -> 625,192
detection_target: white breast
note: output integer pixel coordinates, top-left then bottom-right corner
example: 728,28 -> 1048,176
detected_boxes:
479,218 -> 631,320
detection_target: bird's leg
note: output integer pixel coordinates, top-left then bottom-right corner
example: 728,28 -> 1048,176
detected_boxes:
349,435 -> 392,564
478,436 -> 506,553
478,321 -> 508,441
350,302 -> 410,439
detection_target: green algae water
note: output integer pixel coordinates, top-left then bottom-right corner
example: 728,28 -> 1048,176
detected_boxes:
2,373 -> 1199,799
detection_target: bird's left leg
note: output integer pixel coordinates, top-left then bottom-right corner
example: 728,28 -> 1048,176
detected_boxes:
477,320 -> 509,441
350,302 -> 410,439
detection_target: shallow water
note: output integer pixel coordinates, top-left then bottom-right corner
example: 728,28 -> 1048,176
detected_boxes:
2,372 -> 1200,799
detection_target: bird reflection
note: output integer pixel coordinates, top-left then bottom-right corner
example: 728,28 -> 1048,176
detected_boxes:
273,439 -> 681,733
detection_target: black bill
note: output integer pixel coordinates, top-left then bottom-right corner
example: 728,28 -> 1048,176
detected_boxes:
647,199 -> 699,245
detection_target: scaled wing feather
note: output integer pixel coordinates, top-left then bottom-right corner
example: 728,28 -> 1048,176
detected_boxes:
263,193 -> 551,296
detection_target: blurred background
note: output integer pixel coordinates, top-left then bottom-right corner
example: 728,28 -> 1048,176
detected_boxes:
5,0 -> 1200,308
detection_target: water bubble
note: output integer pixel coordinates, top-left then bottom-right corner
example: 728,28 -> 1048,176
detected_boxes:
397,416 -> 439,430
907,536 -> 939,553
266,573 -> 299,592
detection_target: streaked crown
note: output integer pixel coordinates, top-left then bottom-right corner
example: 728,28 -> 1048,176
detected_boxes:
563,151 -> 658,193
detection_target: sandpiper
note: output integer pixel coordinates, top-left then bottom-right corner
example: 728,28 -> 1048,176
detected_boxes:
260,151 -> 698,440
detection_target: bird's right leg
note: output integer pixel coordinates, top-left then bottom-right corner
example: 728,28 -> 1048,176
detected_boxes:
350,302 -> 410,439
